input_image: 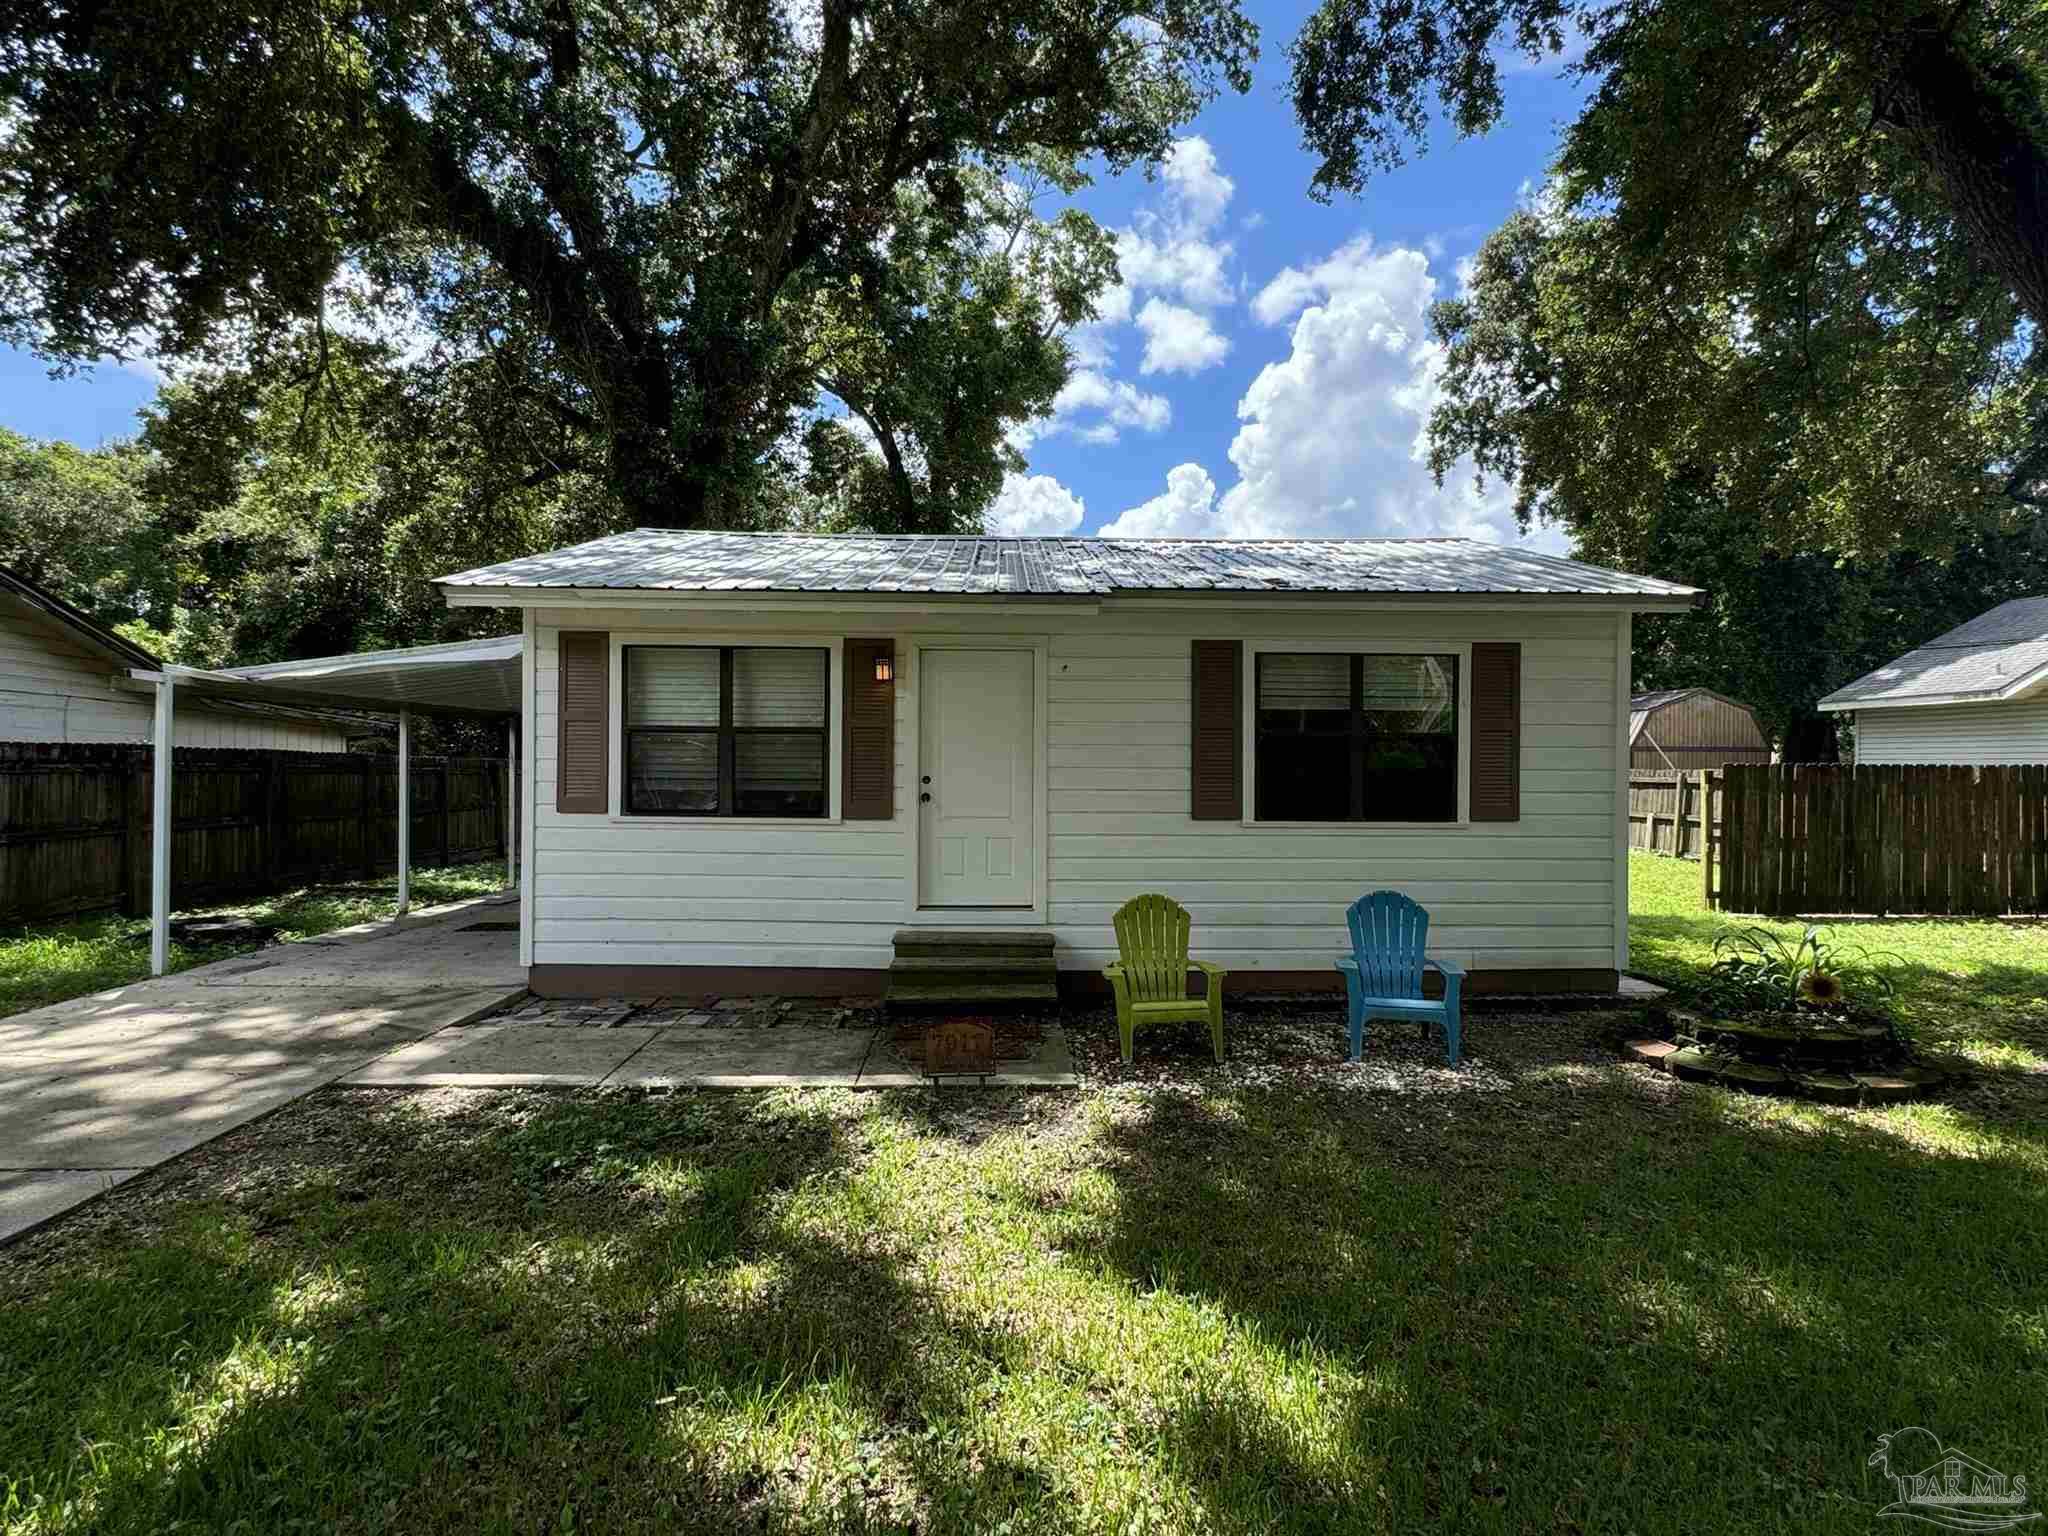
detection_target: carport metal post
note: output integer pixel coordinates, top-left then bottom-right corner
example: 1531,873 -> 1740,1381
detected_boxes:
396,707 -> 412,917
504,718 -> 516,890
150,676 -> 173,976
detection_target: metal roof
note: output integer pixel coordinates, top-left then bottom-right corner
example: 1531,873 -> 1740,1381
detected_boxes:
1819,596 -> 2048,711
437,530 -> 1705,603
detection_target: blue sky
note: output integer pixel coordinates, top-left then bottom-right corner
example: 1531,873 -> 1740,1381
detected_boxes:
1,5 -> 1586,550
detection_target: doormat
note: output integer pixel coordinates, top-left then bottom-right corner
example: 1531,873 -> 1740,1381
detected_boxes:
463,921 -> 520,932
893,1016 -> 1044,1067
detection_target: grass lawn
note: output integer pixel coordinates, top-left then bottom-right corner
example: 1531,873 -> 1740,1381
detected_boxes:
1628,849 -> 2048,1072
0,861 -> 509,1019
0,874 -> 2041,1533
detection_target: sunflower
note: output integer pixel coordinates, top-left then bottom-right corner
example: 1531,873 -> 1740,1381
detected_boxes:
1799,971 -> 1844,1006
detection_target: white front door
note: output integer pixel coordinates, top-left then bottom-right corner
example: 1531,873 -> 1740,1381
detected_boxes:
919,648 -> 1035,907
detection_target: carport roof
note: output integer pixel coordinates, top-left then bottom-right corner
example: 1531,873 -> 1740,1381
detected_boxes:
128,634 -> 523,719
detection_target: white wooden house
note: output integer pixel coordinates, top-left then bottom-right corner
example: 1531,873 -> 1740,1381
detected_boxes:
428,531 -> 1704,1000
0,565 -> 360,750
1819,596 -> 2048,764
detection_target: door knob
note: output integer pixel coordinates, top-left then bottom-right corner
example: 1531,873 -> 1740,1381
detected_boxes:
919,791 -> 932,803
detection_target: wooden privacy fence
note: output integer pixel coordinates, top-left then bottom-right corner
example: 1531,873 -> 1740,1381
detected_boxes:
0,744 -> 512,924
1707,762 -> 2048,917
1627,770 -> 1716,858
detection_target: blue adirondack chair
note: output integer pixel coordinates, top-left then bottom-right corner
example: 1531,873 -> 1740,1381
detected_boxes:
1334,891 -> 1465,1065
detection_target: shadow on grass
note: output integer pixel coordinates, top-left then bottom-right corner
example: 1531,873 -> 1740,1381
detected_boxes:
3,1049 -> 2045,1535
1054,1067 -> 2048,1531
0,1091 -> 1071,1534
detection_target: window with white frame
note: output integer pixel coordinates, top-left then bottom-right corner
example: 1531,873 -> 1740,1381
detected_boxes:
1253,652 -> 1460,821
623,646 -> 829,816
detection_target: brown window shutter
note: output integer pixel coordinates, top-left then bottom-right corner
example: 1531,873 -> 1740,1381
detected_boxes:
1190,639 -> 1243,821
1470,641 -> 1521,822
842,640 -> 895,820
556,631 -> 610,814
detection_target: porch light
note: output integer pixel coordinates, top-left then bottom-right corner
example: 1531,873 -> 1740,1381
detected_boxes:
874,656 -> 894,683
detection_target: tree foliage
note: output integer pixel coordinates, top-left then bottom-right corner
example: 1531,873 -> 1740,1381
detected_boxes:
0,428 -> 166,627
1290,0 -> 2048,559
0,337 -> 620,669
1,0 -> 1253,529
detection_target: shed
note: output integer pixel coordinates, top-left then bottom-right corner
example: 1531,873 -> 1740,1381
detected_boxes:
420,530 -> 1704,1002
1627,688 -> 1771,771
1817,595 -> 2048,764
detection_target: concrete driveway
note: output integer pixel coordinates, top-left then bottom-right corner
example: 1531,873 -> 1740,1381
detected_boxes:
0,895 -> 524,1243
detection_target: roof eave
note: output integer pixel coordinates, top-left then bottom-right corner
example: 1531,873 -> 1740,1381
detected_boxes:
1819,662 -> 2048,712
0,566 -> 162,670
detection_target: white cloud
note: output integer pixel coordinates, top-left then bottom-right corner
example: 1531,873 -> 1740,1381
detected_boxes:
1048,367 -> 1171,441
1161,136 -> 1234,230
1102,236 -> 1565,551
1116,224 -> 1233,310
1098,463 -> 1221,538
1135,299 -> 1229,375
986,472 -> 1086,535
1031,134 -> 1241,446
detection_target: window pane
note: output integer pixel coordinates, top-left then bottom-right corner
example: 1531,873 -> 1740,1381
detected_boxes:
1362,654 -> 1458,821
627,648 -> 719,726
735,733 -> 826,817
1255,735 -> 1352,820
1257,653 -> 1350,734
1359,655 -> 1456,734
628,731 -> 717,812
733,648 -> 827,727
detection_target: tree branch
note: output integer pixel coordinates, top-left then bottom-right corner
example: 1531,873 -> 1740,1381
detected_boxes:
757,0 -> 860,300
1849,12 -> 2048,332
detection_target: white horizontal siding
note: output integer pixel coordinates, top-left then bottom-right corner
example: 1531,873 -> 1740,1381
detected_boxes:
1852,696 -> 2048,766
0,600 -> 352,750
528,608 -> 1621,977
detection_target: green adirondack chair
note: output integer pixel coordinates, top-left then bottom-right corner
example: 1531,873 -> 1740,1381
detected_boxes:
1103,894 -> 1226,1063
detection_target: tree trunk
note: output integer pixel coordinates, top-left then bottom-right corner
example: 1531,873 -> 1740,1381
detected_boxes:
1781,711 -> 1840,764
606,416 -> 692,528
1857,18 -> 2048,333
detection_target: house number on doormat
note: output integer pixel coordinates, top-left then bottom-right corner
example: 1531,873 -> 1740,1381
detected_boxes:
924,1019 -> 996,1081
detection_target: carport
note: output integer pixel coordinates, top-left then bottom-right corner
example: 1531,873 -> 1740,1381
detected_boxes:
124,635 -> 525,975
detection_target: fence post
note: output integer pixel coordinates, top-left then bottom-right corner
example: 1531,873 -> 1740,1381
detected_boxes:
1699,769 -> 1712,908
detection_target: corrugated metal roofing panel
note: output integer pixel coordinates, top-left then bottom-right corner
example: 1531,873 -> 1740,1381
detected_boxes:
437,530 -> 1703,600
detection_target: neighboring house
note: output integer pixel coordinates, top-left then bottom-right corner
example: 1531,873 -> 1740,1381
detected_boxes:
437,531 -> 1704,999
0,564 -> 363,750
1819,596 -> 2048,765
1627,688 -> 1772,771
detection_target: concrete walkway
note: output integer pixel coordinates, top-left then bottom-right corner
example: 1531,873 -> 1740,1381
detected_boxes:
0,894 -> 524,1243
346,1017 -> 1077,1090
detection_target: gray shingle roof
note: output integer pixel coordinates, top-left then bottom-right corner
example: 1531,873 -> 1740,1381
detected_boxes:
437,530 -> 1703,601
1819,596 -> 2048,710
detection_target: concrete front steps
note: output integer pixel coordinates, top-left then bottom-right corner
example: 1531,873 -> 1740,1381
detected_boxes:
887,929 -> 1058,1011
